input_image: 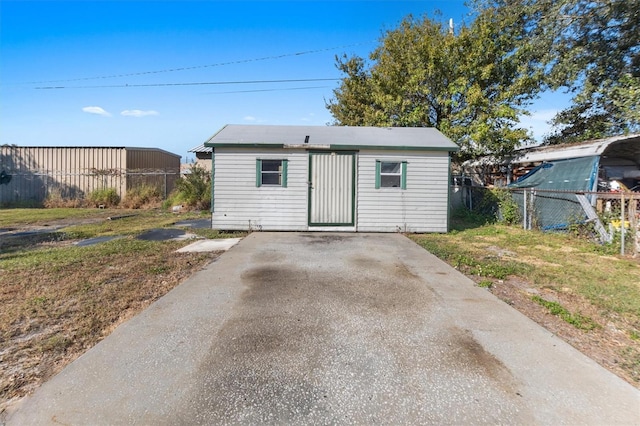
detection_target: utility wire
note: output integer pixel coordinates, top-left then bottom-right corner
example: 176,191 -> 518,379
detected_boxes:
25,42 -> 371,85
35,78 -> 340,90
210,86 -> 330,95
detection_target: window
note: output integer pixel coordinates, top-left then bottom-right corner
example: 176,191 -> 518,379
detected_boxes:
256,159 -> 288,187
375,160 -> 407,189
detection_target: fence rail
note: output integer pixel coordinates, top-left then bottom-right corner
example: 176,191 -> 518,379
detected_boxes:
451,185 -> 640,256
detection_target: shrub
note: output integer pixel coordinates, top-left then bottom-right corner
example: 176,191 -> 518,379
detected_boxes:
122,185 -> 163,209
168,165 -> 211,210
492,188 -> 521,225
88,187 -> 120,207
44,188 -> 85,208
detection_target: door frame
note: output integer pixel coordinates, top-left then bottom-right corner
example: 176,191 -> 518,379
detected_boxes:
307,151 -> 357,227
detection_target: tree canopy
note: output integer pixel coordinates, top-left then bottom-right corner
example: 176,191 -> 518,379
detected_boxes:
327,7 -> 544,160
496,0 -> 640,144
327,0 -> 639,158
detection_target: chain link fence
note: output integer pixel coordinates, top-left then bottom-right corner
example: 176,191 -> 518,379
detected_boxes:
0,168 -> 180,206
451,183 -> 640,256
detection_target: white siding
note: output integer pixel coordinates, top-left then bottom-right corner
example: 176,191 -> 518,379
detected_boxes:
356,150 -> 450,233
211,148 -> 451,233
212,148 -> 309,231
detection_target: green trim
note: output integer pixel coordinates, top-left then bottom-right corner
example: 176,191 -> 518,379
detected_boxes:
446,154 -> 451,232
376,160 -> 406,190
204,142 -> 458,152
306,222 -> 355,227
206,142 -> 285,149
255,159 -> 262,187
257,158 -> 288,187
401,161 -> 407,190
307,154 -> 313,225
282,159 -> 288,188
350,152 -> 356,225
210,151 -> 215,212
330,144 -> 458,152
308,151 -> 356,227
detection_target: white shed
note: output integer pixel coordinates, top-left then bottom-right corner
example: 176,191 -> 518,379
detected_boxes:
204,125 -> 459,232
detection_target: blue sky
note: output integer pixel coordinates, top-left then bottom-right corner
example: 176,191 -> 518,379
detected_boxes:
1,0 -> 568,162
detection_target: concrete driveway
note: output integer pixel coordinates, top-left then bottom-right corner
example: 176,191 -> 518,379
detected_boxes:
6,233 -> 639,425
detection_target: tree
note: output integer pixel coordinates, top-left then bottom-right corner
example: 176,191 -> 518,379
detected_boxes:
327,9 -> 545,160
489,0 -> 640,144
548,0 -> 639,143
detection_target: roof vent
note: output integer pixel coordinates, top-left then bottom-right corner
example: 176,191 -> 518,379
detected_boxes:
304,135 -> 310,144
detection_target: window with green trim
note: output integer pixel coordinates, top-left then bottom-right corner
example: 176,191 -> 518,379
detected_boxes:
375,160 -> 407,189
256,159 -> 288,187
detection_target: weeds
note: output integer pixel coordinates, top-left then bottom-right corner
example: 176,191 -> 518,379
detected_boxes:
0,208 -> 116,227
0,212 -> 222,405
122,185 -> 163,209
414,237 -> 528,279
166,165 -> 211,210
88,188 -> 120,208
411,222 -> 640,320
492,188 -> 521,225
531,295 -> 599,331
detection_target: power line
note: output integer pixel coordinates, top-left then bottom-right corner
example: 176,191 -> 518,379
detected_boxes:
210,86 -> 331,95
35,78 -> 341,90
25,42 -> 371,85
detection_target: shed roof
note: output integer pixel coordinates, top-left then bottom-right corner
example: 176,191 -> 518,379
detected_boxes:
512,133 -> 640,164
199,125 -> 458,152
188,143 -> 209,153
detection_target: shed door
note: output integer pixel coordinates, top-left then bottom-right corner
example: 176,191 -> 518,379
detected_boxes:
309,152 -> 355,226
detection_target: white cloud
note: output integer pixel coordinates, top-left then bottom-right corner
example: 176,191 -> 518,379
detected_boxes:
120,109 -> 159,117
82,106 -> 111,117
244,115 -> 256,122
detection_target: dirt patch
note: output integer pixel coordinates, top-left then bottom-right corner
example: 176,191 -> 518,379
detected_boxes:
0,235 -> 220,414
475,275 -> 640,387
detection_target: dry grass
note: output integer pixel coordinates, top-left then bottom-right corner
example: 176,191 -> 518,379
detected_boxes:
411,221 -> 640,387
0,210 -> 223,411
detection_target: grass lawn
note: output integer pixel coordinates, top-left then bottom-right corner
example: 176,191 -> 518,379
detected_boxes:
1,207 -> 639,411
410,212 -> 640,387
0,208 -> 117,228
0,208 -> 241,410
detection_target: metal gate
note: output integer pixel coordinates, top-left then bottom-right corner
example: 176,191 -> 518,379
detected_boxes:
308,152 -> 355,226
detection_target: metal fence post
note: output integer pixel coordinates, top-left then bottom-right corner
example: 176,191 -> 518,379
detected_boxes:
621,192 -> 625,255
631,195 -> 639,257
523,189 -> 528,230
164,172 -> 168,199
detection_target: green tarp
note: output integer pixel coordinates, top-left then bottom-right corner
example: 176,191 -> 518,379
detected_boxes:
508,156 -> 600,230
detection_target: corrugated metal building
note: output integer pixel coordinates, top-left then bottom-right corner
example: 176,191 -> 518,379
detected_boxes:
0,146 -> 181,205
203,125 -> 458,232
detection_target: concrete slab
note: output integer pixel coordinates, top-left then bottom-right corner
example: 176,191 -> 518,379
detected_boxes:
74,235 -> 122,247
136,228 -> 196,241
176,237 -> 242,253
5,233 -> 639,425
174,218 -> 211,229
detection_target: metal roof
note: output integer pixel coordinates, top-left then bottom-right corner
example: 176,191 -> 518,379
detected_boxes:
188,143 -> 210,153
197,125 -> 458,152
0,145 -> 181,158
512,133 -> 640,164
